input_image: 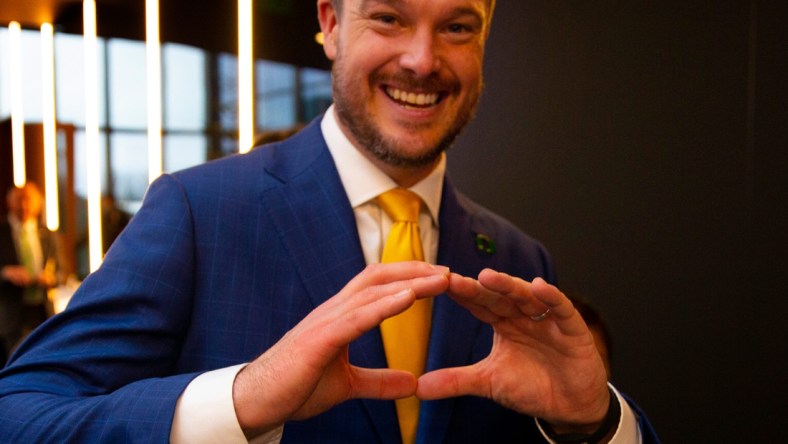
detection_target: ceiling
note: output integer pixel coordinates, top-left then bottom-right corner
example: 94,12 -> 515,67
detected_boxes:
0,0 -> 330,70
0,0 -> 86,28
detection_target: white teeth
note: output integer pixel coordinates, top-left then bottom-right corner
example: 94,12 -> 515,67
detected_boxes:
386,87 -> 438,106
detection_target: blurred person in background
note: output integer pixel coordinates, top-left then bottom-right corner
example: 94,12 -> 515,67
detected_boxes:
0,183 -> 66,365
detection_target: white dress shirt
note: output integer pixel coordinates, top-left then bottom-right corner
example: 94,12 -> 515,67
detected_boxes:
171,106 -> 642,443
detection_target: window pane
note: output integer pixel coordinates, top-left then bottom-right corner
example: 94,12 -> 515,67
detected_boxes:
257,60 -> 295,95
221,136 -> 238,155
73,129 -> 108,198
218,53 -> 238,131
0,29 -> 44,121
54,33 -> 84,125
256,60 -> 296,130
164,43 -> 206,131
109,132 -> 148,202
259,96 -> 295,130
164,134 -> 207,173
55,33 -> 107,127
108,39 -> 147,129
22,29 -> 44,120
300,68 -> 332,121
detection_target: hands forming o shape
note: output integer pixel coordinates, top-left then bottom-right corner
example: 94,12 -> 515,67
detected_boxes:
233,262 -> 610,436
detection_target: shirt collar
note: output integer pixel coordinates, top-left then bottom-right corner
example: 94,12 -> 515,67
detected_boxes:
320,104 -> 445,224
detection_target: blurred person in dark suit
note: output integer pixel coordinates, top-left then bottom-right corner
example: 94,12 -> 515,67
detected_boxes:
0,183 -> 65,365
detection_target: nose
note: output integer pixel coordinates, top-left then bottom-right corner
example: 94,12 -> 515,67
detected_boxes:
398,29 -> 441,77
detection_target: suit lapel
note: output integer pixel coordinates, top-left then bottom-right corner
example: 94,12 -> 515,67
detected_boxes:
258,122 -> 365,308
257,121 -> 399,443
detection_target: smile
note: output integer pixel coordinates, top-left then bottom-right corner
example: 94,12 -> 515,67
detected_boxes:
385,86 -> 441,108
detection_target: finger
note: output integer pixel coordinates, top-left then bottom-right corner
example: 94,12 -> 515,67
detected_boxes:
322,262 -> 449,311
477,269 -> 550,319
325,288 -> 417,347
349,367 -> 417,400
320,272 -> 450,324
349,261 -> 450,294
530,278 -> 587,336
416,365 -> 484,400
319,270 -> 446,347
446,273 -> 504,324
450,271 -> 541,320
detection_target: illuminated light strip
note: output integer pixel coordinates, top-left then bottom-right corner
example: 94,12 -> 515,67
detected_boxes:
238,0 -> 254,153
41,23 -> 60,231
83,0 -> 103,271
146,0 -> 163,182
9,22 -> 26,187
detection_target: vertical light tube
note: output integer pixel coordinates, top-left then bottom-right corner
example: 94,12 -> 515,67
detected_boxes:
41,23 -> 60,231
238,0 -> 254,153
146,0 -> 163,182
9,22 -> 26,187
83,0 -> 103,271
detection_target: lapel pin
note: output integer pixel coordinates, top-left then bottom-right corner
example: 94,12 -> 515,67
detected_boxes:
474,233 -> 495,255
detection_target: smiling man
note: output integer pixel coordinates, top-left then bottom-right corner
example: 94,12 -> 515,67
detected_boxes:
0,1 -> 659,443
327,0 -> 486,187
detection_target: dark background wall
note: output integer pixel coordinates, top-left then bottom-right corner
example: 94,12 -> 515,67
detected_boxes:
448,1 -> 787,441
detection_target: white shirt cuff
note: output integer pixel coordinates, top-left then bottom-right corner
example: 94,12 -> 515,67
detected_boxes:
607,384 -> 642,444
169,364 -> 284,444
536,384 -> 642,444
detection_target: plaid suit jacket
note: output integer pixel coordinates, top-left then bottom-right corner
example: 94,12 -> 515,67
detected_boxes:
0,118 -> 657,443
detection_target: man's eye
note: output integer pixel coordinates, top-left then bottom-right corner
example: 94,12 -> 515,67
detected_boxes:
375,15 -> 397,25
447,23 -> 471,34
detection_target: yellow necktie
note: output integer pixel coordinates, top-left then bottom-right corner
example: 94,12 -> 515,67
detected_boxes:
376,188 -> 432,444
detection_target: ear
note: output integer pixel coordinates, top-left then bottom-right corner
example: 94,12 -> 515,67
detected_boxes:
317,0 -> 339,60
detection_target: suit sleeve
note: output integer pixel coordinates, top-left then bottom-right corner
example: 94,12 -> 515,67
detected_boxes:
0,175 -> 202,443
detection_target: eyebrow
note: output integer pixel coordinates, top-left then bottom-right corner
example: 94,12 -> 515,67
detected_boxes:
449,6 -> 485,24
358,0 -> 403,12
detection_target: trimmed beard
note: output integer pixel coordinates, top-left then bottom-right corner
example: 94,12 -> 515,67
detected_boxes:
331,54 -> 482,169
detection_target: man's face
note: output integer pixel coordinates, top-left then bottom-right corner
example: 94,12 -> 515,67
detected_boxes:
17,185 -> 42,223
319,0 -> 491,179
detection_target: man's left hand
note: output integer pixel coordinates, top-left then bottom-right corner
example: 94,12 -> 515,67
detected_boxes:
417,269 -> 610,433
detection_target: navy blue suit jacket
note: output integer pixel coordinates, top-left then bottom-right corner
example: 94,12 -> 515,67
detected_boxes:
0,119 -> 658,443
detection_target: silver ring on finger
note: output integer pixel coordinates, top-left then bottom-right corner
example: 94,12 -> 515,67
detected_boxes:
530,308 -> 550,321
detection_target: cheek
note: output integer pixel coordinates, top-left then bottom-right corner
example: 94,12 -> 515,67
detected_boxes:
460,62 -> 484,88
449,48 -> 484,84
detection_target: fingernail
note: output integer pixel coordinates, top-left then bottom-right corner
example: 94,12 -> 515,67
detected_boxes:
431,265 -> 450,274
393,288 -> 414,300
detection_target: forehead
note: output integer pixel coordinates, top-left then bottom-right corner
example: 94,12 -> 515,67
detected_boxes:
348,0 -> 494,29
348,0 -> 493,13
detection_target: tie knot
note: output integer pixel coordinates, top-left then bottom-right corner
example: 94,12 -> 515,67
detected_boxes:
376,188 -> 421,223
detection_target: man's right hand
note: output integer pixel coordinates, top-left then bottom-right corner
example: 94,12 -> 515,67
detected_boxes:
231,261 -> 449,438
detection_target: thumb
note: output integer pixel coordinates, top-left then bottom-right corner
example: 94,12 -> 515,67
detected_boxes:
416,365 -> 483,400
349,367 -> 417,400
